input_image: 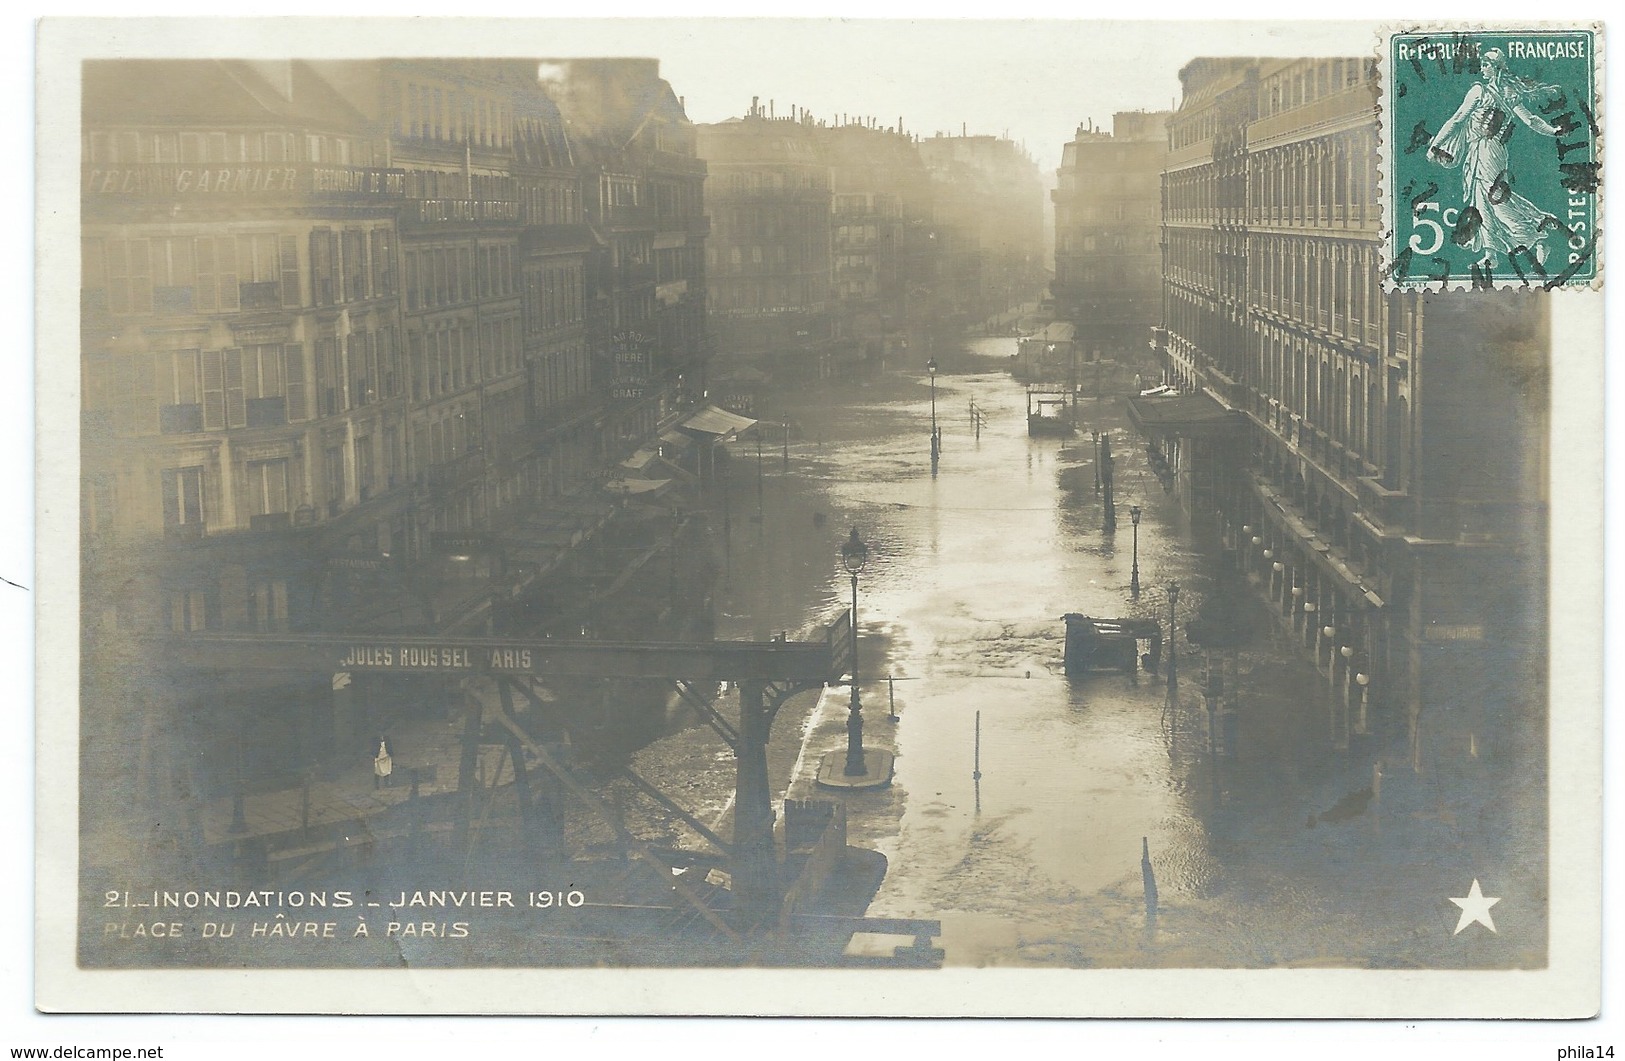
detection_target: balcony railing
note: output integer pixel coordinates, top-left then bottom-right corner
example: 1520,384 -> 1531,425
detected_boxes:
160,403 -> 204,435
239,281 -> 282,312
589,203 -> 655,228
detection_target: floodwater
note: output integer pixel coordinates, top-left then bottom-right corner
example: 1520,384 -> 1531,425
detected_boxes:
709,337 -> 1546,970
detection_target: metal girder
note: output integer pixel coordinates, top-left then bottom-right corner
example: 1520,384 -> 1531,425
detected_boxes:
160,629 -> 841,682
764,679 -> 825,728
487,701 -> 739,941
672,678 -> 739,750
617,766 -> 731,856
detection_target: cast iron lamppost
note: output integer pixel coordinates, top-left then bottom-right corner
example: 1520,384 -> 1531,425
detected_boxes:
926,359 -> 939,463
1129,505 -> 1142,598
841,528 -> 870,776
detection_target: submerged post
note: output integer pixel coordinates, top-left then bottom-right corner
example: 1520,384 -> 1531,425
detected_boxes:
1141,836 -> 1159,915
973,710 -> 982,781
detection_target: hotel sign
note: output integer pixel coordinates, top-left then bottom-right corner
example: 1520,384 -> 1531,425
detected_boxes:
83,164 -> 406,199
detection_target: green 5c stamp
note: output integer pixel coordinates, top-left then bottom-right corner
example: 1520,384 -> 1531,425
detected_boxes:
1384,26 -> 1601,290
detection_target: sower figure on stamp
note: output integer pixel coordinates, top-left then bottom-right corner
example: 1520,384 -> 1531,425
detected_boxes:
1427,48 -> 1563,270
373,738 -> 394,789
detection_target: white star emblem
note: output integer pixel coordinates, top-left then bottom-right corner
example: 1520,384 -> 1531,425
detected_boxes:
1448,879 -> 1501,935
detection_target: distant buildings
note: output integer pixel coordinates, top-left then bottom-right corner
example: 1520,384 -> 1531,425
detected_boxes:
697,110 -> 1046,378
697,105 -> 837,380
1140,56 -> 1548,780
917,133 -> 1045,333
1050,112 -> 1170,367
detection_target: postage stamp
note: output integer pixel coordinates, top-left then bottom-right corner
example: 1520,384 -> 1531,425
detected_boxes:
32,17 -> 1606,1023
1382,26 -> 1602,290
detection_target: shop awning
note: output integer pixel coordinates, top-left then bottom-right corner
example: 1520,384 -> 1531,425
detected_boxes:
620,447 -> 660,471
680,405 -> 758,439
604,477 -> 673,498
1126,391 -> 1247,439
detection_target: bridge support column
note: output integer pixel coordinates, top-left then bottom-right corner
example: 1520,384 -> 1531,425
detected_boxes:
733,680 -> 779,924
330,678 -> 358,775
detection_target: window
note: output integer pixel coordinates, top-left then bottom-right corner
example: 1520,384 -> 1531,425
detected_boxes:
200,348 -> 246,429
344,228 -> 367,302
161,466 -> 205,530
248,579 -> 288,632
106,239 -> 152,316
324,445 -> 345,516
245,459 -> 290,516
156,349 -> 203,433
195,236 -> 240,313
283,344 -> 308,422
370,229 -> 394,296
151,240 -> 197,314
236,234 -> 283,310
355,436 -> 374,499
311,228 -> 338,307
170,589 -> 208,632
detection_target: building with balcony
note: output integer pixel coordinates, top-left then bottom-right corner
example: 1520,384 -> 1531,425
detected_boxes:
79,58 -> 715,827
1140,56 -> 1549,784
542,58 -> 709,448
822,120 -> 935,373
1051,112 -> 1170,370
79,59 -> 421,819
697,105 -> 839,379
81,60 -> 412,637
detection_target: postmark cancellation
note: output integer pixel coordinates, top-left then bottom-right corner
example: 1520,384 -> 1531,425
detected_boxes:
1381,25 -> 1602,291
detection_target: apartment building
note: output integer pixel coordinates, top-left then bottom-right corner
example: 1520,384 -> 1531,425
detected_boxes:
1143,56 -> 1549,779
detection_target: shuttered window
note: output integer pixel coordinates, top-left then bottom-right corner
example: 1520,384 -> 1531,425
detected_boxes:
283,344 -> 307,422
279,234 -> 301,307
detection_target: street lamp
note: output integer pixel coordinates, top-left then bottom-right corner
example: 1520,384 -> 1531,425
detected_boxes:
1129,505 -> 1142,597
926,359 -> 940,461
841,528 -> 870,776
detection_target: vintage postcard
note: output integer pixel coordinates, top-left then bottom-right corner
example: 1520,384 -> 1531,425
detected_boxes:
34,17 -> 1604,1017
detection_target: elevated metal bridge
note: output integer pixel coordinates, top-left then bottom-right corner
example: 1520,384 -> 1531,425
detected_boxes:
140,612 -> 940,961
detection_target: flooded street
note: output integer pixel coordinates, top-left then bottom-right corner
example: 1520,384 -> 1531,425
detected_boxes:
709,337 -> 1545,969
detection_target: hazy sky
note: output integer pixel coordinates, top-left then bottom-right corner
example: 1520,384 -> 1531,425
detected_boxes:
523,19 -> 1380,172
50,18 -> 1385,175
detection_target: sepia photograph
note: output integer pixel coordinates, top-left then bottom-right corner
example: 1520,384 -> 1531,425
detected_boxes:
31,15 -> 1605,1021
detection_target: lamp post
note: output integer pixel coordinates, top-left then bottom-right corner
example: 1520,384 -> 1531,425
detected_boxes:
1129,505 -> 1142,598
926,359 -> 939,462
1092,430 -> 1102,494
841,528 -> 870,776
1101,432 -> 1116,533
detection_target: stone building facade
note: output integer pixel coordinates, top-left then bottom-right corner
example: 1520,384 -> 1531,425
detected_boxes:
1144,56 -> 1549,782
